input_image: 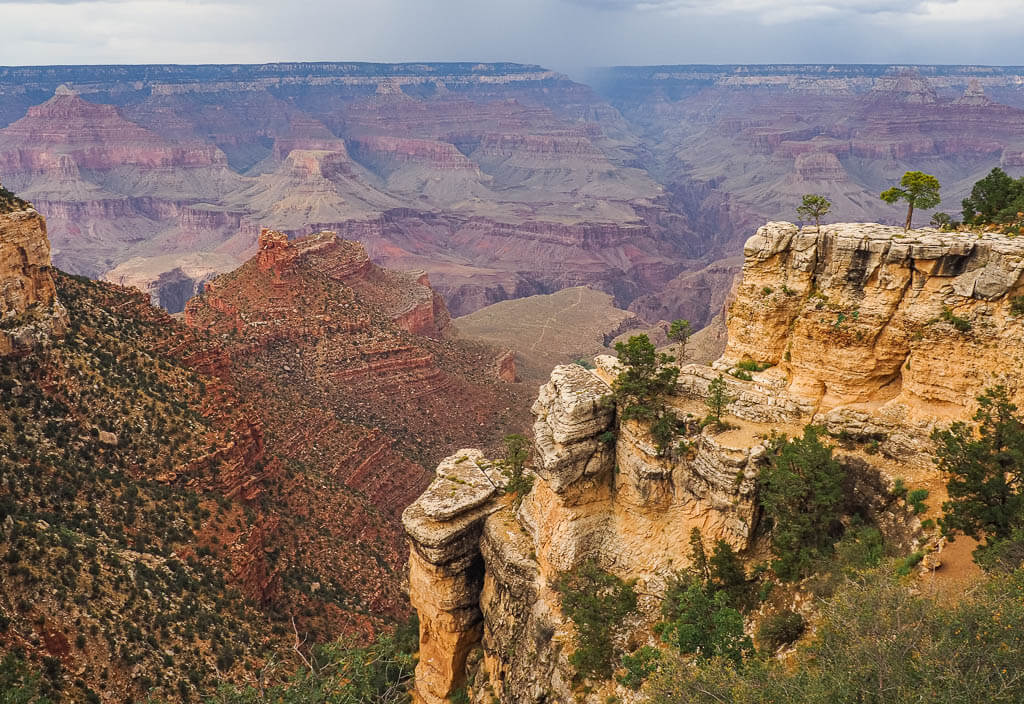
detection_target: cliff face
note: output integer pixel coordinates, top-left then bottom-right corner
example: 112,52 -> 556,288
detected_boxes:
720,222 -> 1024,464
0,208 -> 67,355
402,221 -> 1017,703
404,363 -> 763,703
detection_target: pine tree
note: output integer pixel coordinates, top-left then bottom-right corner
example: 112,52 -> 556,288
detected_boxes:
880,171 -> 941,231
935,386 -> 1024,551
704,374 -> 731,428
796,194 -> 831,234
759,426 -> 846,581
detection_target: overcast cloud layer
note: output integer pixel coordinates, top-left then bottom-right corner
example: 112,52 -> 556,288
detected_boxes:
2,0 -> 1023,68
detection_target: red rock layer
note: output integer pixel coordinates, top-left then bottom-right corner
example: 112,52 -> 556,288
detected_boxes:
185,229 -> 531,633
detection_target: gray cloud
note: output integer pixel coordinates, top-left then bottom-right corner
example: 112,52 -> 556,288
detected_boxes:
564,0 -> 958,18
0,0 -> 1020,68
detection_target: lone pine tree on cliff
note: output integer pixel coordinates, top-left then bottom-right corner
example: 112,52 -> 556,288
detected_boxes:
796,194 -> 831,234
668,319 -> 692,361
881,171 -> 941,231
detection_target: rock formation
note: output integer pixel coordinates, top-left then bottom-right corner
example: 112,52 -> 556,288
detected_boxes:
405,363 -> 764,703
0,65 -> 682,319
403,221 -> 1021,703
0,206 -> 67,355
5,63 -> 1024,326
717,221 -> 1024,466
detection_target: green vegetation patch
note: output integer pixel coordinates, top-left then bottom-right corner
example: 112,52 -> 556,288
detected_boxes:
554,560 -> 638,681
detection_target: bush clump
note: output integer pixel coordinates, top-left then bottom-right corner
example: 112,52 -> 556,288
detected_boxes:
554,560 -> 638,680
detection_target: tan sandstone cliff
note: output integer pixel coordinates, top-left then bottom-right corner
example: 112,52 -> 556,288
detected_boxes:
716,221 -> 1024,466
403,222 -> 1023,703
0,207 -> 67,356
403,362 -> 764,703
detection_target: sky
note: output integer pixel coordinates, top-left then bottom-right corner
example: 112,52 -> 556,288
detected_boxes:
2,0 -> 1024,70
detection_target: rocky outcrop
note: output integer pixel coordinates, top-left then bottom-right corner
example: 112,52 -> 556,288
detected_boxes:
700,221 -> 1024,465
402,219 -> 1024,703
405,362 -> 766,703
402,451 -> 507,704
495,349 -> 517,383
0,208 -> 68,355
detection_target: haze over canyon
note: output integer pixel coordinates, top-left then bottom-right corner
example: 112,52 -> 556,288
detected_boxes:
3,62 -> 1024,331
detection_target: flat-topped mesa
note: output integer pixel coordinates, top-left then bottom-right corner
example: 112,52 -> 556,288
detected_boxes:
0,208 -> 68,356
405,362 -> 766,703
695,221 -> 1024,463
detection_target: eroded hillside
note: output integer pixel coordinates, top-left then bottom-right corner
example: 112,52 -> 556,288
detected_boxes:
0,209 -> 529,701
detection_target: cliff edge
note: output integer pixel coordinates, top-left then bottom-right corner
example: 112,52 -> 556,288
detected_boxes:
715,221 -> 1024,465
0,206 -> 68,356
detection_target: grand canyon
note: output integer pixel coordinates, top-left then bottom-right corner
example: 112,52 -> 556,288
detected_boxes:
3,50 -> 1024,704
4,62 -> 1024,331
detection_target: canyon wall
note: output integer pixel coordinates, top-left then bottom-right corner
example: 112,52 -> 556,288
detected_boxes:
0,64 -> 684,319
0,207 -> 67,355
402,221 -> 1022,703
715,221 -> 1024,466
7,64 -> 1024,327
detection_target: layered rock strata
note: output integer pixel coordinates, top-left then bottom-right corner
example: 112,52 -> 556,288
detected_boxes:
0,208 -> 68,355
403,221 -> 1024,703
707,221 -> 1024,465
405,362 -> 765,703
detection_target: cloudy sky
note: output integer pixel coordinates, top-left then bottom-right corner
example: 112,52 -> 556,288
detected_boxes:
3,0 -> 1023,69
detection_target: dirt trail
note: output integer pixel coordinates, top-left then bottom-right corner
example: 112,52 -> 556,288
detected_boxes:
529,286 -> 584,352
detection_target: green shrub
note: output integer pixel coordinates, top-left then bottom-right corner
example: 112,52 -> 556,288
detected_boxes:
940,306 -> 972,332
655,530 -> 754,666
656,579 -> 752,665
1011,296 -> 1024,317
891,478 -> 908,499
935,386 -> 1024,553
759,426 -> 846,581
906,488 -> 929,515
895,551 -> 925,576
554,560 -> 638,680
617,646 -> 662,690
735,360 -> 770,372
832,523 -> 885,571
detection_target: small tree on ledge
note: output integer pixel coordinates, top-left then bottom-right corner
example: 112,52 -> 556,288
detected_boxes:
668,319 -> 692,362
612,334 -> 680,454
704,374 -> 732,429
881,171 -> 941,231
796,194 -> 832,234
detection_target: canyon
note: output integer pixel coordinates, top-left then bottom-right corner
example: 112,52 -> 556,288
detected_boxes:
3,63 -> 1024,332
404,220 -> 1024,703
0,205 -> 528,700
